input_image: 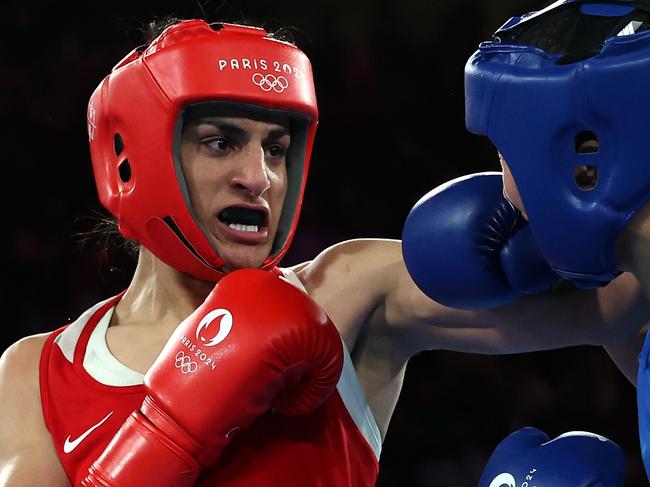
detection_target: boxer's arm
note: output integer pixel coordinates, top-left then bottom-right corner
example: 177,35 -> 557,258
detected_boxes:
0,335 -> 70,486
397,270 -> 650,355
303,239 -> 650,356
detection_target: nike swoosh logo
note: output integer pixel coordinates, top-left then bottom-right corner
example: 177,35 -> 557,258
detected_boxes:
63,411 -> 113,454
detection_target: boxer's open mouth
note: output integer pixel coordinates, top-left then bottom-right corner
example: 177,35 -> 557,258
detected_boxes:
218,206 -> 268,233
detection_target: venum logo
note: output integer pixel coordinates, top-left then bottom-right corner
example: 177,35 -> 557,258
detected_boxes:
489,473 -> 516,487
195,308 -> 233,347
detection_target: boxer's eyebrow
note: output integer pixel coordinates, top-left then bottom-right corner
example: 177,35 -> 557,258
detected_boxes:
267,127 -> 290,140
201,121 -> 247,137
196,120 -> 290,140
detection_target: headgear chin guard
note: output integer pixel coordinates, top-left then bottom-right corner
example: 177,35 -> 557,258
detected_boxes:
88,20 -> 318,281
465,0 -> 650,288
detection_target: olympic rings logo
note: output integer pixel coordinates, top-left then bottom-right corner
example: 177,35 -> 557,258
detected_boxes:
174,351 -> 198,374
252,73 -> 289,93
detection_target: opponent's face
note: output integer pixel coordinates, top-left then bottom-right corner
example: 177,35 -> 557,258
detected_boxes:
181,116 -> 290,272
500,137 -> 599,221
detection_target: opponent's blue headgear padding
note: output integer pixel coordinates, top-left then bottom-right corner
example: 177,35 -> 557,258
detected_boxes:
465,0 -> 650,288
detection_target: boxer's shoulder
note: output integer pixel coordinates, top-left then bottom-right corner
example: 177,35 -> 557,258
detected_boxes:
291,239 -> 402,303
0,333 -> 50,404
0,334 -> 52,447
288,239 -> 403,347
294,238 -> 402,294
0,333 -> 51,389
1,332 -> 82,484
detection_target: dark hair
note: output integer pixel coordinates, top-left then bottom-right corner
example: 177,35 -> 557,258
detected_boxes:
141,15 -> 184,44
75,212 -> 139,260
140,16 -> 298,47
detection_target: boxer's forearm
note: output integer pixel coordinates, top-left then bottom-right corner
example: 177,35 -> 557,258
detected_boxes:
408,272 -> 648,356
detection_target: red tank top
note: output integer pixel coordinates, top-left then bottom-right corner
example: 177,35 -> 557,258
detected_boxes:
39,289 -> 381,486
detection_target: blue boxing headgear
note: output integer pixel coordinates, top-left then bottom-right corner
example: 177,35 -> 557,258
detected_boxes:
465,0 -> 650,288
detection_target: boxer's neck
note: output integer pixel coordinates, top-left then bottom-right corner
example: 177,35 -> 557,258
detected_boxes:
110,247 -> 215,329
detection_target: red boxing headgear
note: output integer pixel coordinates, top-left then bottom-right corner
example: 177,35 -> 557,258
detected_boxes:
88,20 -> 318,281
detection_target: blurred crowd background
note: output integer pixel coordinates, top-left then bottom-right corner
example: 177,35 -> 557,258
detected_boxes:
2,0 -> 645,484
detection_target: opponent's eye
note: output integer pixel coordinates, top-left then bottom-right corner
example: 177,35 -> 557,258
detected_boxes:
574,131 -> 599,191
575,131 -> 599,153
574,165 -> 598,191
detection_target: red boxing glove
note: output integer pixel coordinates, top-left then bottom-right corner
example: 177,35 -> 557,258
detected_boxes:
83,269 -> 343,486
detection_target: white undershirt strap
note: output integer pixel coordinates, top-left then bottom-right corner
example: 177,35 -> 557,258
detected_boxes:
84,306 -> 145,386
54,296 -> 116,363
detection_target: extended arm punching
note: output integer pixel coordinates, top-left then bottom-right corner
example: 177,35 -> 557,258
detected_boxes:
393,172 -> 649,357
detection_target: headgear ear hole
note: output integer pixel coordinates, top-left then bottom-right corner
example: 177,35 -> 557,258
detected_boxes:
574,165 -> 598,191
118,159 -> 132,183
575,131 -> 599,153
114,133 -> 124,156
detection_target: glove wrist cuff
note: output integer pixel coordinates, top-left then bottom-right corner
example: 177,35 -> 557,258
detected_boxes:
82,409 -> 201,487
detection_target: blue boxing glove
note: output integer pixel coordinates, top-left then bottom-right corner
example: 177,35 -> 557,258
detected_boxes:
636,330 -> 650,479
477,427 -> 625,487
402,172 -> 558,310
